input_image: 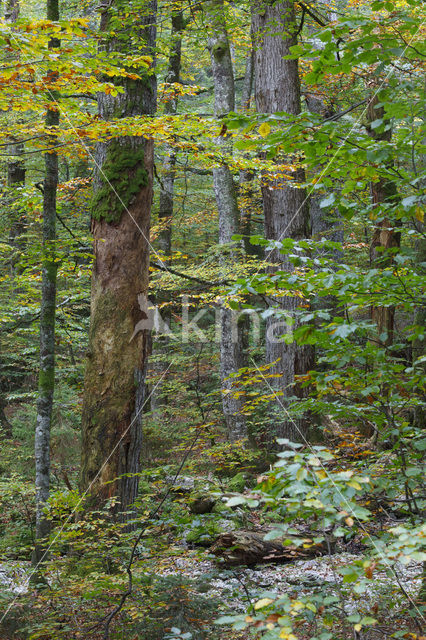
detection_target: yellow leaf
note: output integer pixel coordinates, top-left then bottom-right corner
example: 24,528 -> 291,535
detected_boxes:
345,517 -> 354,527
354,624 -> 362,632
259,123 -> 271,137
415,207 -> 424,222
347,480 -> 362,490
255,598 -> 274,610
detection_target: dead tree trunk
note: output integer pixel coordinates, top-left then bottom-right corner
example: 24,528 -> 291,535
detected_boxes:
80,1 -> 157,520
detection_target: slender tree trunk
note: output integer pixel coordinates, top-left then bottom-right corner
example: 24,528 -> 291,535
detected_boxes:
5,0 -> 26,264
7,144 -> 26,258
239,34 -> 258,258
207,0 -> 246,441
32,0 -> 59,567
0,0 -> 24,439
252,1 -> 313,443
81,1 -> 156,519
241,39 -> 254,112
151,9 -> 185,413
366,92 -> 400,346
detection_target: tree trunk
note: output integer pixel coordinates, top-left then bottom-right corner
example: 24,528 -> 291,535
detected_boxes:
32,0 -> 59,567
211,530 -> 328,567
252,1 -> 313,443
366,93 -> 400,346
80,0 -> 156,519
0,0 -> 24,440
151,9 -> 185,413
5,0 -> 26,263
207,0 -> 247,441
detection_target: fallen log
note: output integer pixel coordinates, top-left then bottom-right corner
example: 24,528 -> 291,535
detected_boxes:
210,530 -> 329,567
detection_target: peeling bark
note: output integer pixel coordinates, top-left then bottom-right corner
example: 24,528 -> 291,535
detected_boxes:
252,1 -> 314,443
81,1 -> 156,519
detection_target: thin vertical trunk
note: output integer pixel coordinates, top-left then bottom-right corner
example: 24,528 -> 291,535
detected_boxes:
1,0 -> 24,439
5,0 -> 25,260
240,43 -> 254,112
151,9 -> 185,413
81,1 -> 156,519
366,93 -> 400,346
252,1 -> 313,443
32,0 -> 59,566
207,0 -> 246,441
7,144 -> 26,257
239,36 -> 257,258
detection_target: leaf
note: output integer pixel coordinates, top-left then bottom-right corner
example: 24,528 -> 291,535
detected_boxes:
226,496 -> 246,507
401,195 -> 417,209
320,193 -> 335,208
415,207 -> 424,222
258,123 -> 271,137
254,598 -> 274,610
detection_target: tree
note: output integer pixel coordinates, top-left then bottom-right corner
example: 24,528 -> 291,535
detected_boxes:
150,7 -> 186,414
207,0 -> 247,441
80,0 -> 157,519
33,0 -> 60,566
251,1 -> 313,442
366,90 -> 400,346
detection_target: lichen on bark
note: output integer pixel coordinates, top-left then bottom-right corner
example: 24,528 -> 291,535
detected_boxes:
90,139 -> 148,224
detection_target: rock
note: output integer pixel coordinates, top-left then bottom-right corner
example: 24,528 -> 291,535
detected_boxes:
189,496 -> 216,514
166,475 -> 195,496
227,472 -> 247,493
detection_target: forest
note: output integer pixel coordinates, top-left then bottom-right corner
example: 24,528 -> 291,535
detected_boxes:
0,0 -> 424,638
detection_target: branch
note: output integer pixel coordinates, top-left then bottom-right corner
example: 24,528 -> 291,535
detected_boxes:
323,99 -> 367,122
150,261 -> 228,286
297,1 -> 327,27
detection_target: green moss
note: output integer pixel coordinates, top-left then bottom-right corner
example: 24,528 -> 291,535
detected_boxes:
39,367 -> 55,393
91,140 -> 148,224
212,41 -> 229,61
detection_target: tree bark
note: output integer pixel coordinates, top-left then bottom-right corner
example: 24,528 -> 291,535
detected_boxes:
211,530 -> 328,567
366,93 -> 400,346
80,0 -> 156,520
5,0 -> 26,262
32,0 -> 59,567
252,1 -> 313,443
207,0 -> 247,441
151,9 -> 185,413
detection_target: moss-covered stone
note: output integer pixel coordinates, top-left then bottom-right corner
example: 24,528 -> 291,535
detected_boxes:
227,471 -> 246,493
91,140 -> 148,224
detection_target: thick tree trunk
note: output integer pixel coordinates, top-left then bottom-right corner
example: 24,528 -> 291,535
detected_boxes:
252,1 -> 313,443
81,1 -> 156,519
207,0 -> 246,441
32,0 -> 59,567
